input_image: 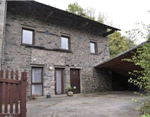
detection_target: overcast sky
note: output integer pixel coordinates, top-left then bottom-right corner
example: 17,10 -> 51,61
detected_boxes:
36,0 -> 150,44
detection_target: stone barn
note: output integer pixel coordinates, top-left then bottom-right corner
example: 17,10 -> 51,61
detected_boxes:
0,0 -> 120,96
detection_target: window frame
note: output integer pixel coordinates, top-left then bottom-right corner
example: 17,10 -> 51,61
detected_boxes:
54,68 -> 64,95
90,41 -> 98,54
22,28 -> 35,45
31,67 -> 43,96
61,35 -> 71,50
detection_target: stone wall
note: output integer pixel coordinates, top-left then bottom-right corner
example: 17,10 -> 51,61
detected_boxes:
94,69 -> 113,92
4,5 -> 112,95
0,0 -> 7,70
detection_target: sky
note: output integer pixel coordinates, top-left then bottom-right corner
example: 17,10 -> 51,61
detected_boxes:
36,0 -> 150,44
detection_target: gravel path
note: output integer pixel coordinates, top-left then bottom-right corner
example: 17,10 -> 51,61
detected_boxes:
27,92 -> 142,117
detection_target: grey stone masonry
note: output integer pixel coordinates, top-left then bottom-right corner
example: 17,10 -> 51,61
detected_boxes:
0,0 -> 7,70
3,2 -> 113,96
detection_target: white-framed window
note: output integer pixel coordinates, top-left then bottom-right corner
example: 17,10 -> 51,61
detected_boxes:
22,29 -> 34,45
32,68 -> 43,96
90,42 -> 97,54
61,36 -> 70,50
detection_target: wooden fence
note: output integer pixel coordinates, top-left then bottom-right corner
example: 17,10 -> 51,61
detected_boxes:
0,70 -> 27,117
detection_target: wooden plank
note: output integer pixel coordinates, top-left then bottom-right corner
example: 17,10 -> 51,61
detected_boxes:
14,84 -> 21,113
0,70 -> 3,78
14,83 -> 20,114
5,70 -> 9,79
0,83 -> 2,113
4,83 -> 9,113
10,85 -> 21,101
10,84 -> 13,113
17,84 -> 21,114
0,70 -> 3,113
0,79 -> 20,84
0,113 -> 20,117
20,72 -> 27,117
11,70 -> 14,80
45,11 -> 53,19
3,70 -> 8,113
4,70 -> 9,112
79,21 -> 89,28
9,81 -> 21,114
2,82 -> 5,113
15,100 -> 19,113
15,70 -> 19,80
15,84 -> 19,113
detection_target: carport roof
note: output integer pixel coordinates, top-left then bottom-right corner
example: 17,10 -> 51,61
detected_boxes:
94,41 -> 147,77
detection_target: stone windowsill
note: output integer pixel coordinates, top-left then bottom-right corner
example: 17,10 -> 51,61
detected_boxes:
90,53 -> 98,55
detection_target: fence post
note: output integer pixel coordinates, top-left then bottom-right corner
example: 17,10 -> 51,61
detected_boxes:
5,70 -> 9,113
0,70 -> 3,113
20,72 -> 27,117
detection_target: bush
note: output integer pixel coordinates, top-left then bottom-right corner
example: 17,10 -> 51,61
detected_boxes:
124,39 -> 150,116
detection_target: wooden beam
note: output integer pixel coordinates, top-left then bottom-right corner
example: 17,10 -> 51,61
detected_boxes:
79,21 -> 89,28
0,113 -> 20,117
20,72 -> 27,117
101,30 -> 115,37
0,78 -> 20,84
36,30 -> 60,37
45,11 -> 53,19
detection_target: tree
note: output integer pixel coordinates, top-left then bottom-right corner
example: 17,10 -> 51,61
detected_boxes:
125,40 -> 150,116
66,2 -> 105,22
109,31 -> 136,58
97,12 -> 106,24
66,2 -> 84,16
66,2 -> 96,20
84,7 -> 96,20
66,2 -> 136,58
124,22 -> 150,116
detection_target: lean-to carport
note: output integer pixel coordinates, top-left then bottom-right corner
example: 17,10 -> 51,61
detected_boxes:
95,42 -> 145,91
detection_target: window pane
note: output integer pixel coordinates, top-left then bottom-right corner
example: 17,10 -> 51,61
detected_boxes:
61,37 -> 69,50
56,70 -> 62,94
90,42 -> 95,53
32,68 -> 42,83
32,85 -> 42,95
22,29 -> 33,44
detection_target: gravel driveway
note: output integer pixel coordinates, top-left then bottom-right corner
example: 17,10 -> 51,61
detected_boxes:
27,92 -> 142,117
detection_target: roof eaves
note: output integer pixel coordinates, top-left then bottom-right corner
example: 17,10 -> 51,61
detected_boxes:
23,1 -> 120,31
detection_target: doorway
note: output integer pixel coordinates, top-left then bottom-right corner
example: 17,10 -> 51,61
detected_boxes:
70,69 -> 80,94
55,68 -> 64,95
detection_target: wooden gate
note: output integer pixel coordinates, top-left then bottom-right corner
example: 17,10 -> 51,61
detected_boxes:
0,70 -> 27,117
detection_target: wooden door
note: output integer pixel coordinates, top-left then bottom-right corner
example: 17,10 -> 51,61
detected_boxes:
70,69 -> 80,94
55,69 -> 64,95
